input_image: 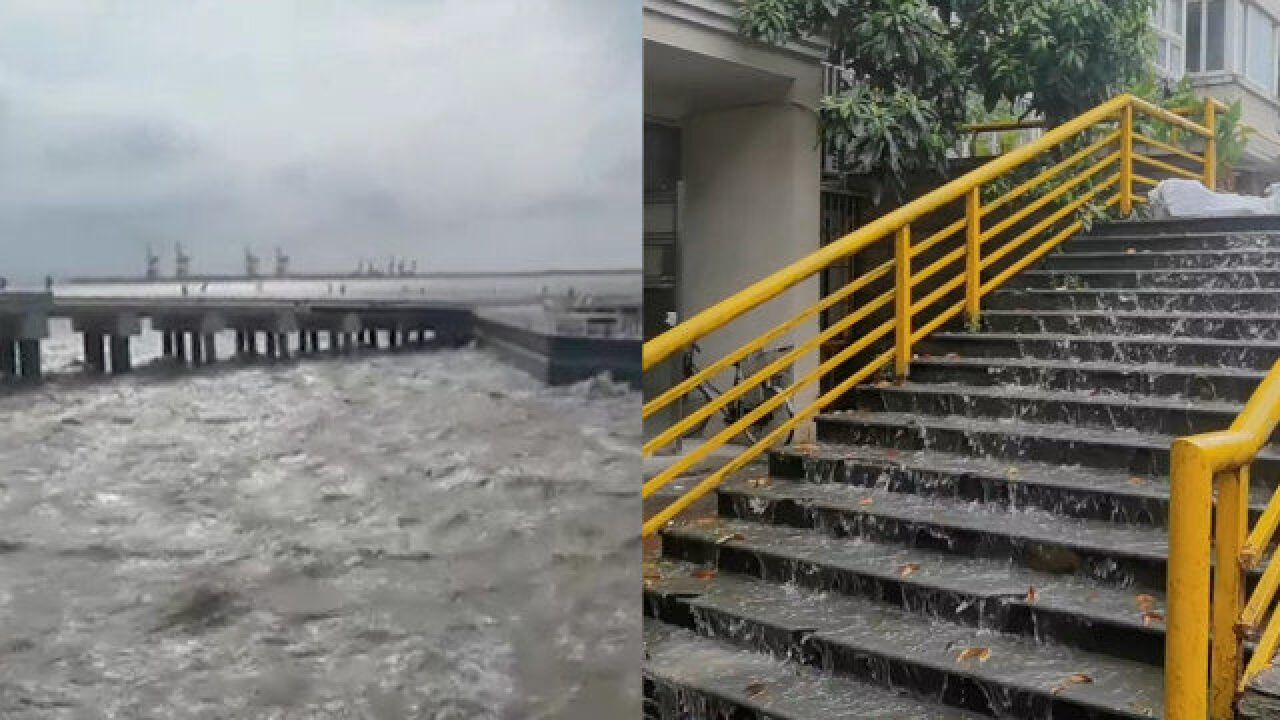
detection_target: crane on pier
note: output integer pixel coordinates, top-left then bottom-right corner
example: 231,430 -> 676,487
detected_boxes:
145,244 -> 160,279
174,242 -> 190,279
245,247 -> 260,278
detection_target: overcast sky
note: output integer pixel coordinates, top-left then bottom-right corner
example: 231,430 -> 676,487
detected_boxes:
0,0 -> 639,280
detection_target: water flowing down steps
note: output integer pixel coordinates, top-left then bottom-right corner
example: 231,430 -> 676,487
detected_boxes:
644,217 -> 1280,719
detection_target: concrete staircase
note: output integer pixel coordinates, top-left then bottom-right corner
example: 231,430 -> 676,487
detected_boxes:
643,217 -> 1280,719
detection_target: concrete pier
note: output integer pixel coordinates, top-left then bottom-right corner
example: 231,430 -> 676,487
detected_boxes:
0,292 -> 636,387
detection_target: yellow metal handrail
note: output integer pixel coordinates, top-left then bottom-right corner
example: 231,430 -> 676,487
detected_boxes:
643,94 -> 1219,543
1168,361 -> 1280,720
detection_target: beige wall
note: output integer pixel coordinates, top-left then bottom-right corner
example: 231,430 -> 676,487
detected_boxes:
679,102 -> 821,434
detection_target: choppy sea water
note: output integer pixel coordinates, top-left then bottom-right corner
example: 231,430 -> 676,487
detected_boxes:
0,331 -> 641,718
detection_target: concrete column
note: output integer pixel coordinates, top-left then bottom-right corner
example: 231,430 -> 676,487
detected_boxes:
0,338 -> 15,377
309,330 -> 320,352
247,331 -> 259,358
203,334 -> 216,364
17,339 -> 40,380
109,335 -> 131,374
681,102 -> 822,437
369,328 -> 380,349
162,332 -> 174,358
84,332 -> 106,374
388,327 -> 399,350
418,329 -> 429,347
174,332 -> 187,362
298,331 -> 308,353
191,332 -> 205,366
265,332 -> 277,359
234,330 -> 245,357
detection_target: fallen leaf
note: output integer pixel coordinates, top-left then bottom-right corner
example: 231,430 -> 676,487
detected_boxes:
1135,594 -> 1157,612
1027,586 -> 1039,604
715,532 -> 745,545
1127,475 -> 1148,486
874,380 -> 893,388
1126,247 -> 1137,254
1051,673 -> 1093,695
744,681 -> 767,698
859,497 -> 875,507
794,443 -> 818,454
1142,610 -> 1164,626
956,647 -> 991,663
746,477 -> 773,488
1007,466 -> 1021,479
946,352 -> 960,358
691,567 -> 718,580
899,562 -> 921,578
693,517 -> 720,528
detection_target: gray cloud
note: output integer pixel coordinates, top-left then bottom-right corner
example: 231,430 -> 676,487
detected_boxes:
0,0 -> 640,280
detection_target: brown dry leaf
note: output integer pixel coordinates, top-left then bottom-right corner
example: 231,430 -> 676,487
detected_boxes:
1127,475 -> 1148,486
1007,466 -> 1021,479
874,380 -> 893,388
1126,247 -> 1137,254
746,477 -> 773,489
1026,586 -> 1039,604
1142,610 -> 1164,626
956,647 -> 991,663
899,562 -> 921,578
859,497 -> 875,507
690,567 -> 718,580
744,681 -> 767,698
1051,673 -> 1094,695
794,443 -> 818,454
693,517 -> 720,528
1135,594 -> 1157,612
715,532 -> 745,545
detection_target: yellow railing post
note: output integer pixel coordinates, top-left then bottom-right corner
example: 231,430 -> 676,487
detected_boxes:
965,187 -> 981,331
1204,96 -> 1218,190
1166,439 -> 1214,720
1121,100 -> 1134,216
894,225 -> 911,380
1211,464 -> 1249,720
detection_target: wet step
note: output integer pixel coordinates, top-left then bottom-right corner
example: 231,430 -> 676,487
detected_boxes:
659,519 -> 1169,666
765,443 -> 1272,526
919,331 -> 1280,370
987,287 -> 1280,313
814,410 -> 1280,482
714,475 -> 1170,588
910,355 -> 1266,403
645,565 -> 1165,719
1042,248 -> 1280,270
852,382 -> 1246,438
1087,216 -> 1280,237
1014,268 -> 1280,289
1062,232 -> 1280,254
643,621 -> 983,720
979,309 -> 1280,341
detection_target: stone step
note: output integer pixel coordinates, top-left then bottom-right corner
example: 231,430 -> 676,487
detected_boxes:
1042,249 -> 1280,270
852,382 -> 1246,438
987,287 -> 1280,313
1062,232 -> 1280,254
659,519 -> 1168,666
919,331 -> 1280,370
764,443 -> 1271,527
1087,216 -> 1280,236
813,411 -> 1280,481
1014,268 -> 1280,289
642,621 -> 982,720
645,566 -> 1165,719
979,310 -> 1280,340
910,355 -> 1266,403
715,475 -> 1170,588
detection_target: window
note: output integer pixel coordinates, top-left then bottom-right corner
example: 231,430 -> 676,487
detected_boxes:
1186,0 -> 1227,73
1154,0 -> 1187,77
1244,3 -> 1277,92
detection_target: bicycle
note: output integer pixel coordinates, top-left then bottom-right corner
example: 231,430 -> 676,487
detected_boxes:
678,341 -> 796,446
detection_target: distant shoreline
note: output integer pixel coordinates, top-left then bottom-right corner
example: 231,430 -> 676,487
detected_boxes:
64,268 -> 640,284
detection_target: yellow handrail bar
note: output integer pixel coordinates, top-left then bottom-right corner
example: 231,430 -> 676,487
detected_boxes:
1168,359 -> 1280,719
642,94 -> 1133,372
